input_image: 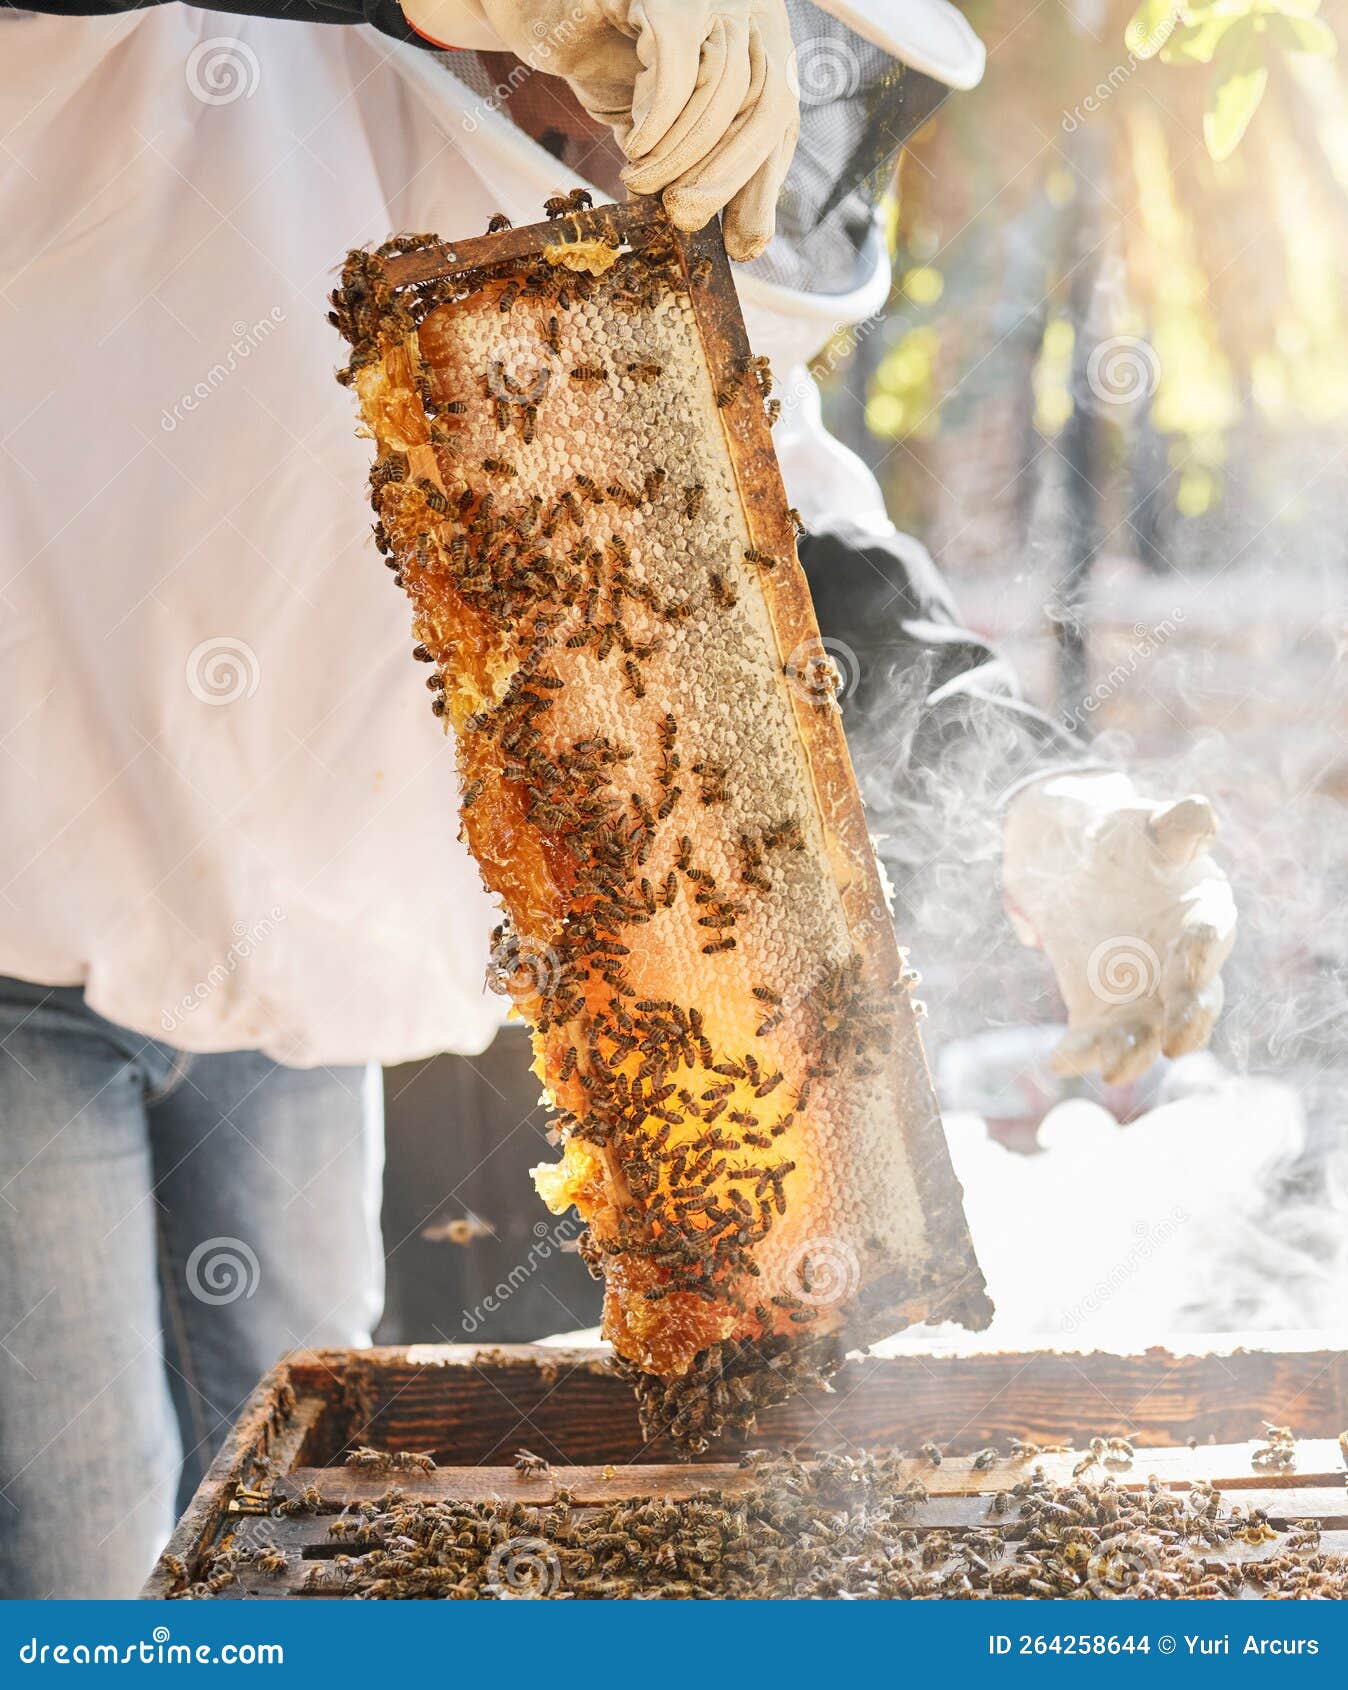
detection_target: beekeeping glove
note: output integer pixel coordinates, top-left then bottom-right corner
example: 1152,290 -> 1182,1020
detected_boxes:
399,0 -> 799,260
1003,771 -> 1236,1084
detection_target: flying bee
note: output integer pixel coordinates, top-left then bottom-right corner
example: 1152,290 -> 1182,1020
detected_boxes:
921,1442 -> 943,1467
514,1448 -> 551,1477
420,1212 -> 496,1246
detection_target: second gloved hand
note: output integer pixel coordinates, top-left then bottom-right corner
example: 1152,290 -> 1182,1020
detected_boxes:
1002,771 -> 1237,1084
400,0 -> 799,260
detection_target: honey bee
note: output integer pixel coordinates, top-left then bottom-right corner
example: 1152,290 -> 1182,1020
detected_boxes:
388,1450 -> 437,1473
481,457 -> 518,477
514,1448 -> 551,1476
421,1211 -> 495,1245
415,476 -> 447,513
921,1442 -> 943,1466
627,361 -> 663,382
570,364 -> 607,385
486,212 -> 513,232
743,547 -> 777,568
742,353 -> 773,392
709,572 -> 737,609
278,1484 -> 323,1516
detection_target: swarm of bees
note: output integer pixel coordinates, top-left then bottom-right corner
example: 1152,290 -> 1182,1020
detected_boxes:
329,194 -> 983,1454
170,1436 -> 1348,1600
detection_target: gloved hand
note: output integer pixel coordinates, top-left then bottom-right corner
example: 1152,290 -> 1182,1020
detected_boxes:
399,0 -> 799,260
1002,771 -> 1236,1084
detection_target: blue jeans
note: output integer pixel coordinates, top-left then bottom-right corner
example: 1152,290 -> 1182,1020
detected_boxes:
0,979 -> 383,1599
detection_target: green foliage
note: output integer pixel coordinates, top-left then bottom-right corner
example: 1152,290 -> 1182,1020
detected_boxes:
1129,0 -> 1339,158
1204,24 -> 1269,158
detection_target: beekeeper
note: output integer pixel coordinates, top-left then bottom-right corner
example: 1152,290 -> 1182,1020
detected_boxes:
0,0 -> 1235,1596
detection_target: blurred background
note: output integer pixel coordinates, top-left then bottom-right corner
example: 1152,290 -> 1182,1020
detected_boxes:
379,0 -> 1348,1355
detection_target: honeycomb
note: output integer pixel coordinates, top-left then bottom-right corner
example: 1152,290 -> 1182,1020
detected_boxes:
331,201 -> 990,1448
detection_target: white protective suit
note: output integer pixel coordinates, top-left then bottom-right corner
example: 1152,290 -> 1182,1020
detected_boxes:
0,9 -> 892,1065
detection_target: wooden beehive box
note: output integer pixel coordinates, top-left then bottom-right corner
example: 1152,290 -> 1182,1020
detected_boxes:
143,1337 -> 1347,1598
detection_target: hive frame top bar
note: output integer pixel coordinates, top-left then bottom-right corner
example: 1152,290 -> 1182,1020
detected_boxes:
365,199 -> 991,1339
